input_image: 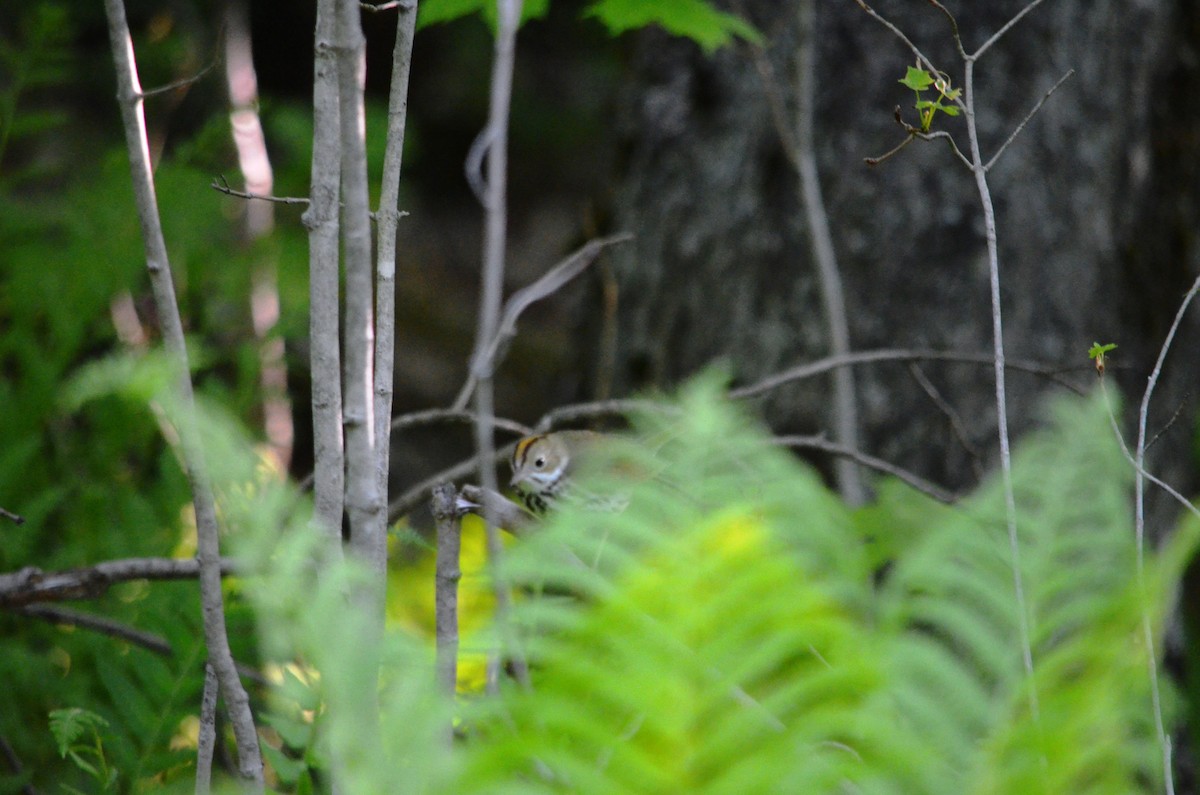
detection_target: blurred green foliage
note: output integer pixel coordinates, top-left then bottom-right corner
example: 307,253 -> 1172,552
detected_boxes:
236,376 -> 1190,793
0,0 -> 312,789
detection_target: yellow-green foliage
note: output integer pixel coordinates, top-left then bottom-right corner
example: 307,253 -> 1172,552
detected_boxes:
240,375 -> 1191,794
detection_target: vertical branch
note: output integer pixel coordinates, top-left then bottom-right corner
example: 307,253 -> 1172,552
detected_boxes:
302,0 -> 346,563
195,661 -> 218,795
795,0 -> 864,506
1133,273 -> 1200,795
432,484 -> 462,702
224,0 -> 294,472
961,57 -> 1038,722
373,0 -> 419,506
469,0 -> 529,685
335,0 -> 386,604
101,0 -> 263,786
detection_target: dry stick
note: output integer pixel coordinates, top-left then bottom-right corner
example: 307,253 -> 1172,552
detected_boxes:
457,484 -> 536,535
1099,381 -> 1200,523
17,604 -> 172,656
451,233 -> 634,412
431,484 -> 462,699
1098,377 -> 1197,795
964,27 -> 1039,730
794,0 -> 864,506
1133,273 -> 1200,795
195,662 -> 218,795
0,557 -> 240,608
731,348 -> 1083,399
389,441 -> 519,519
303,0 -> 346,563
0,507 -> 24,525
14,604 -> 268,685
469,0 -> 530,688
100,1 -> 263,784
906,362 -> 985,482
335,0 -> 387,601
393,407 -> 531,437
212,176 -> 311,206
374,0 -> 419,519
773,435 -> 956,504
985,69 -> 1074,172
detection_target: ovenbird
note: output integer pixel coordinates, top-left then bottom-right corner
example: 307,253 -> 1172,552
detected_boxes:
510,430 -> 628,514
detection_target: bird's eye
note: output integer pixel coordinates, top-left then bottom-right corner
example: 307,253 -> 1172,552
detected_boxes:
534,456 -> 546,468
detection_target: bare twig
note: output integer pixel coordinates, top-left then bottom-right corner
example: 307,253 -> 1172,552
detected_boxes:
139,50 -> 221,99
0,557 -> 240,608
985,70 -> 1074,172
533,398 -> 678,433
907,363 -> 985,481
1129,273 -> 1200,795
1099,381 -> 1200,523
431,483 -> 462,701
971,0 -> 1048,60
389,441 -> 519,524
773,435 -> 957,503
792,0 -> 864,505
100,2 -> 262,781
17,604 -> 173,655
195,662 -> 218,795
457,484 -> 535,535
393,407 -> 531,436
212,175 -> 311,206
452,232 -> 634,410
917,129 -> 973,169
336,0 -> 387,608
303,0 -> 346,561
0,506 -> 24,525
465,126 -> 497,205
852,0 -> 946,85
964,49 -> 1038,726
730,348 -> 1083,399
924,0 -> 965,58
1134,274 -> 1200,551
1145,395 -> 1191,453
469,0 -> 530,688
373,0 -> 419,524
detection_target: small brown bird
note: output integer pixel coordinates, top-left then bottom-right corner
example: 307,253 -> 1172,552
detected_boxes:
509,430 -> 619,514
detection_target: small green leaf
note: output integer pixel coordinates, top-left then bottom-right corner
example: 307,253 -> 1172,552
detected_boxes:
937,103 -> 960,117
899,65 -> 934,91
1088,342 -> 1118,359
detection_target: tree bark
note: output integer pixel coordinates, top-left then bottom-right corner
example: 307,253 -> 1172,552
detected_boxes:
595,0 -> 1199,517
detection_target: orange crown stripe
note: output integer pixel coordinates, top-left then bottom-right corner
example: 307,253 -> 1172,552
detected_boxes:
513,435 -> 544,466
